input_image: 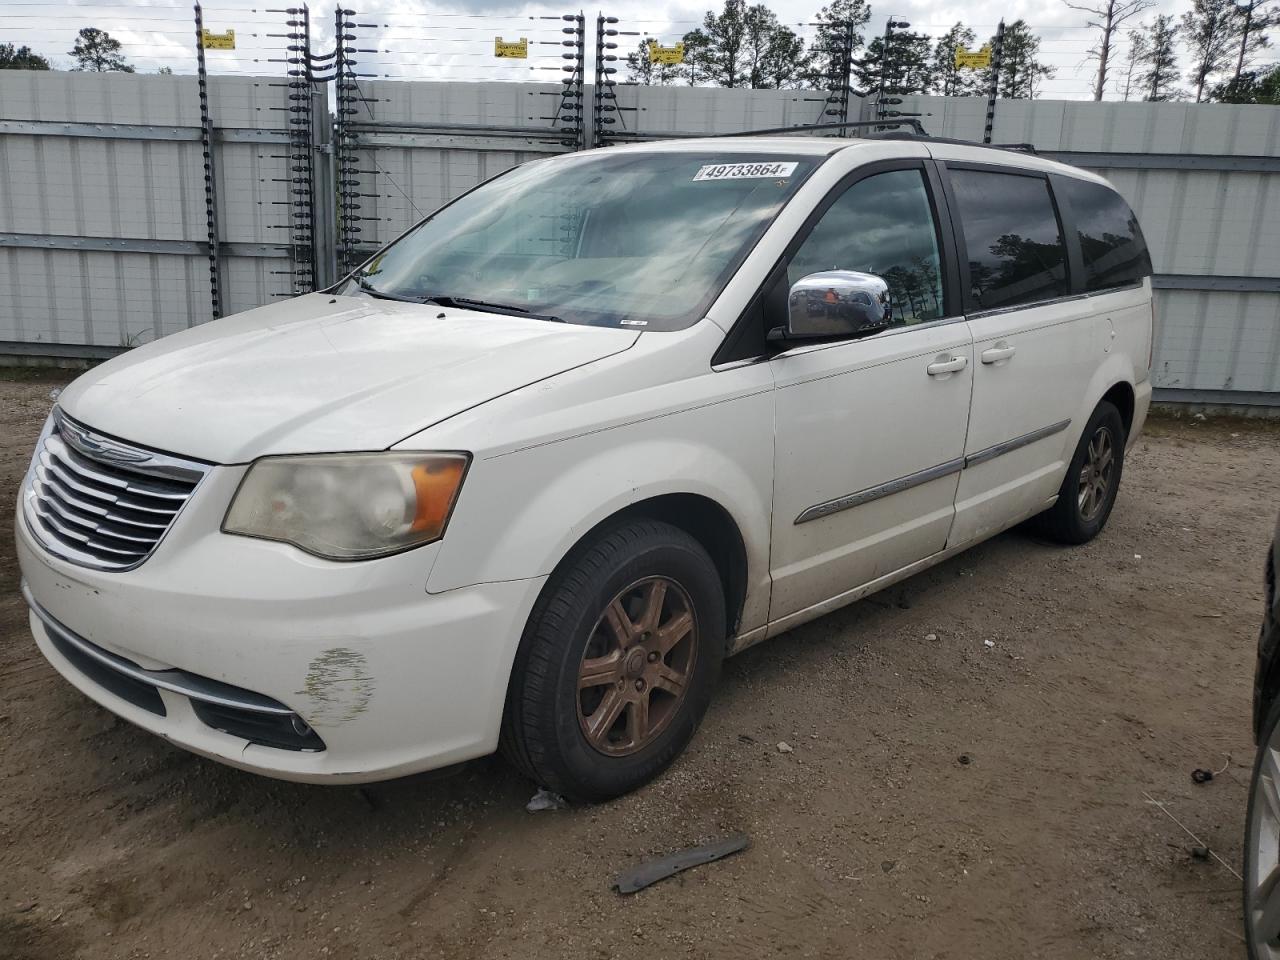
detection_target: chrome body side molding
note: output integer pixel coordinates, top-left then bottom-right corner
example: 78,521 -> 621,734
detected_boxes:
963,419 -> 1072,469
794,419 -> 1072,525
795,458 -> 965,524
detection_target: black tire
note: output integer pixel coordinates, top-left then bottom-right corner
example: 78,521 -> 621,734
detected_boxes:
1031,400 -> 1126,545
1245,693 -> 1280,957
500,518 -> 726,802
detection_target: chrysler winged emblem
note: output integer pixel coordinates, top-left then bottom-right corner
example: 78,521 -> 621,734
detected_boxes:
59,416 -> 153,465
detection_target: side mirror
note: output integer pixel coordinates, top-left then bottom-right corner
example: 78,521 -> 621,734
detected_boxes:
771,270 -> 894,342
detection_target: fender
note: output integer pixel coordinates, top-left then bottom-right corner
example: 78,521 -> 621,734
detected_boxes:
424,389 -> 776,636
1055,349 -> 1142,469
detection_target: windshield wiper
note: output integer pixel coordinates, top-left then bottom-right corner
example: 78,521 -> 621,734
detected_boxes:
351,280 -> 564,322
350,275 -> 431,304
425,295 -> 564,323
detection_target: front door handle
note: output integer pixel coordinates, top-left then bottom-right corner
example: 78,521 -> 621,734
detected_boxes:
981,342 -> 1017,364
926,355 -> 968,377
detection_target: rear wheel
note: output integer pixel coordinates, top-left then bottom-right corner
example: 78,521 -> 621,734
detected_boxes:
1031,401 -> 1125,545
500,519 -> 725,802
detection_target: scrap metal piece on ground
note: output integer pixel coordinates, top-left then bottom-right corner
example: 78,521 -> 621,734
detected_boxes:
526,788 -> 567,812
613,833 -> 750,894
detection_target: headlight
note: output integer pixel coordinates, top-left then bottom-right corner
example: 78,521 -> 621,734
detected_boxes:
223,452 -> 469,560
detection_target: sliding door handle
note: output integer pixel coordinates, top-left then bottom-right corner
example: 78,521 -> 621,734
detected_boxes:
927,355 -> 968,377
981,342 -> 1016,364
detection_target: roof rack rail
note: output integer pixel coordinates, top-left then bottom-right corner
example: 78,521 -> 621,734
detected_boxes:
710,119 -> 928,138
866,131 -> 1038,154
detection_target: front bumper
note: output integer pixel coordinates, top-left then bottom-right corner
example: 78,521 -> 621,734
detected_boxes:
16,469 -> 546,783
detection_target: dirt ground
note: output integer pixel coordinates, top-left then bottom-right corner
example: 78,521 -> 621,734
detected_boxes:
2,372 -> 1278,960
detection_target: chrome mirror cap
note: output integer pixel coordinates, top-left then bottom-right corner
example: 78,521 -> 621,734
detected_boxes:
783,270 -> 893,340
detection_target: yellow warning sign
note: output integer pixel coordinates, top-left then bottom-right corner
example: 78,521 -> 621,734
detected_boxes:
200,28 -> 236,50
648,40 -> 685,65
494,37 -> 529,59
954,44 -> 991,69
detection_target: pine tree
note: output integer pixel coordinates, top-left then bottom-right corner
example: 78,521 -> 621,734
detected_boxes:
673,1 -> 807,89
679,28 -> 714,85
855,30 -> 934,96
695,0 -> 750,88
1180,0 -> 1241,101
979,21 -> 1055,99
1136,14 -> 1180,100
1229,0 -> 1278,85
1117,29 -> 1148,100
0,43 -> 51,70
1212,62 -> 1280,102
802,0 -> 871,90
743,5 -> 805,88
930,23 -> 979,96
69,27 -> 135,73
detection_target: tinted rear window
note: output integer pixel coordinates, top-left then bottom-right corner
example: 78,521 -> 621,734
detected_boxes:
1056,176 -> 1153,292
950,168 -> 1069,312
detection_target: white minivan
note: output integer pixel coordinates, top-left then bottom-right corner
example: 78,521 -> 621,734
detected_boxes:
17,135 -> 1153,800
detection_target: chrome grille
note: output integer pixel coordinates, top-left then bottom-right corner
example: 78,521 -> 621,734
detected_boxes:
22,411 -> 209,571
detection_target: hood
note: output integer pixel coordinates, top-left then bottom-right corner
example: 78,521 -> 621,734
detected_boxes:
58,294 -> 639,463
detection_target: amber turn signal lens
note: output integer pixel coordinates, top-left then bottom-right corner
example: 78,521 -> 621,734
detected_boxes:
410,458 -> 467,534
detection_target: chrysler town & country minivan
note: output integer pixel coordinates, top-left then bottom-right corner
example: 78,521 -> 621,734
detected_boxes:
17,136 -> 1154,800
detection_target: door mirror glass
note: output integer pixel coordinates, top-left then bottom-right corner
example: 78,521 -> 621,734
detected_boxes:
781,270 -> 894,340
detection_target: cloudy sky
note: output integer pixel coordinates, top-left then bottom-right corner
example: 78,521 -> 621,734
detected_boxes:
0,0 -> 1261,100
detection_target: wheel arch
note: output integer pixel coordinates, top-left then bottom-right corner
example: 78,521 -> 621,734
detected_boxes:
1100,380 -> 1136,439
547,493 -> 751,637
1069,356 -> 1139,457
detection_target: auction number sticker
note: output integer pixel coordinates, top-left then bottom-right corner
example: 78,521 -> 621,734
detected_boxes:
692,162 -> 798,182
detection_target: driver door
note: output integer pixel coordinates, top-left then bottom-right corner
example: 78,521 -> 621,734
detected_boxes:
767,162 -> 974,626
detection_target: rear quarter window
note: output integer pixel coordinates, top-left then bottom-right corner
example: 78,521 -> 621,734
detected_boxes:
1055,176 -> 1153,292
948,168 -> 1070,312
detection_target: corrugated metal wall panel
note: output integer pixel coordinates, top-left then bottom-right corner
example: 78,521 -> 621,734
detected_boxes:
218,141 -> 289,244
222,256 -> 291,317
209,78 -> 297,308
618,85 -> 826,135
367,80 -> 566,125
348,81 -> 577,245
900,95 -> 1280,156
0,134 -> 204,241
1153,290 -> 1280,393
1,73 -> 1276,405
1,247 -> 206,348
0,71 -> 199,125
359,145 -> 560,244
0,72 -> 294,346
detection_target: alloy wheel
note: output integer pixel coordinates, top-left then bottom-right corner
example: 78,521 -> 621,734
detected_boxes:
1077,426 -> 1115,522
576,577 -> 698,757
1250,733 -> 1280,956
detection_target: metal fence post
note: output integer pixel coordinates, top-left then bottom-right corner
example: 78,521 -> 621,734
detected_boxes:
311,87 -> 337,288
592,14 -> 617,148
285,4 -> 316,294
193,2 -> 223,320
983,20 -> 1005,145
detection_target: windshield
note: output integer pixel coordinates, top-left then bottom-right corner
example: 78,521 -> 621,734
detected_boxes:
338,150 -> 820,330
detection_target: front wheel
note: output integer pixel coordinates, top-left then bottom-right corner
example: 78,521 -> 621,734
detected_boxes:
1031,400 -> 1126,545
500,519 -> 725,802
1246,696 -> 1280,957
